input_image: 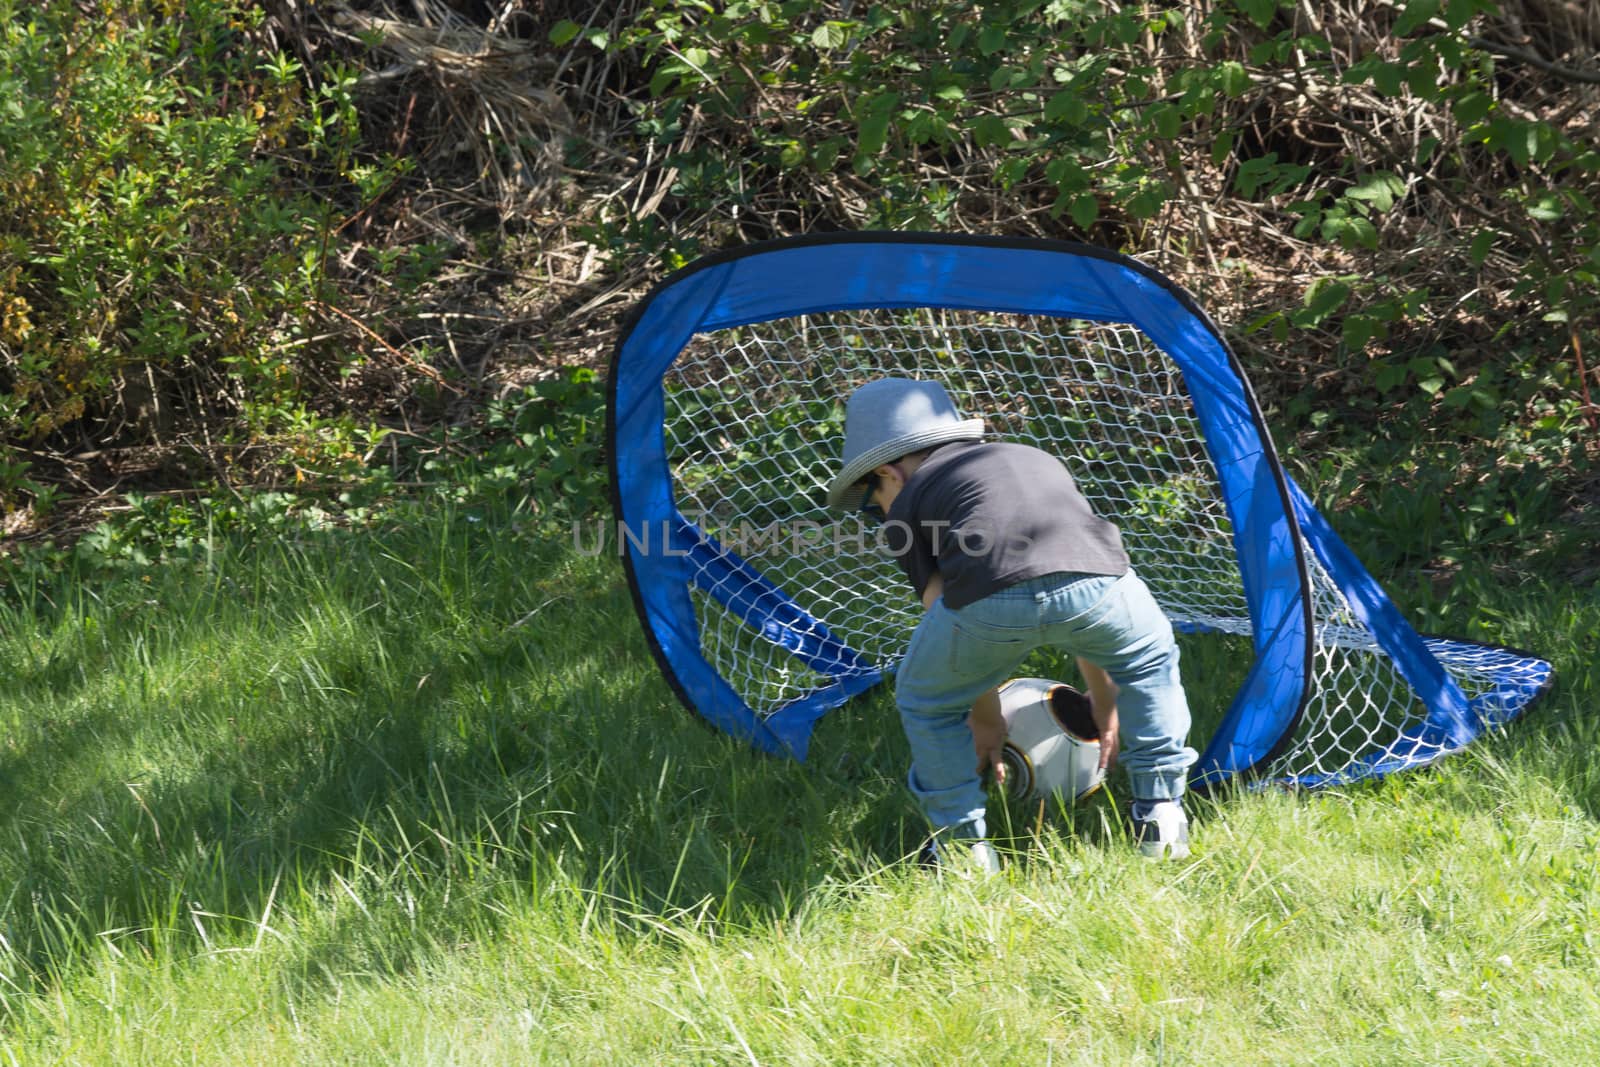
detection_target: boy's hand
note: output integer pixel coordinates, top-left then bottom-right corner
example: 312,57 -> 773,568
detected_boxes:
1089,697 -> 1119,772
969,687 -> 1007,786
1076,658 -> 1121,772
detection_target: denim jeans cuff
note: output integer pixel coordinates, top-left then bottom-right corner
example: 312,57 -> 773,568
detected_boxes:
1131,778 -> 1187,803
937,815 -> 989,841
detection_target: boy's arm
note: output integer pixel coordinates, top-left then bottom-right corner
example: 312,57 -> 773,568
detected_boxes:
1076,658 -> 1121,772
968,685 -> 1007,786
925,573 -> 1009,786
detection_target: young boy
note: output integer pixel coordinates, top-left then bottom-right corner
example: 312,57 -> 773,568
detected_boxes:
826,377 -> 1196,867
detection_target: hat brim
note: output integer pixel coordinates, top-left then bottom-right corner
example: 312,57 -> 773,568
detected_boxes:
824,420 -> 985,510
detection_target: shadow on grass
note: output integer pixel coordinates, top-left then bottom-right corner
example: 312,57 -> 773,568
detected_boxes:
0,505 -> 933,1005
3,490 -> 1593,1009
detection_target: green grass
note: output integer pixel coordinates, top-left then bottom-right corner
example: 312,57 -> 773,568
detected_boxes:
2,493 -> 1598,1065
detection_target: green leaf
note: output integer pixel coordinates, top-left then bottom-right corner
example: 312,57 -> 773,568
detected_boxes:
1045,90 -> 1088,125
1459,92 -> 1491,128
1407,354 -> 1446,381
973,113 -> 1011,147
903,111 -> 943,146
1105,11 -> 1143,44
1211,130 -> 1236,167
1406,61 -> 1440,98
1046,157 -> 1089,192
1468,229 -> 1495,265
1069,193 -> 1099,229
649,64 -> 685,97
1249,38 -> 1287,64
1291,203 -> 1323,239
989,65 -> 1021,91
1518,123 -> 1541,165
1527,195 -> 1564,222
548,19 -> 582,47
934,83 -> 966,101
1530,122 -> 1560,164
1235,0 -> 1278,30
995,156 -> 1029,190
1486,118 -> 1552,167
1125,184 -> 1167,219
1444,0 -> 1494,29
1233,153 -> 1281,198
1374,360 -> 1408,393
979,24 -> 1007,55
811,137 -> 844,170
1150,103 -> 1182,140
812,21 -> 851,49
1345,171 -> 1405,212
1352,55 -> 1407,96
1328,215 -> 1379,250
853,91 -> 899,167
1217,60 -> 1249,97
1302,277 -> 1352,321
1393,0 -> 1440,36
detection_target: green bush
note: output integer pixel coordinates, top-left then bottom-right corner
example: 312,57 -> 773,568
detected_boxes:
598,0 -> 1597,455
0,0 -> 411,511
419,367 -> 610,518
542,0 -> 1600,585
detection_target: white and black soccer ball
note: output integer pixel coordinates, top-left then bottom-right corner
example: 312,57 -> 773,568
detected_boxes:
996,677 -> 1106,803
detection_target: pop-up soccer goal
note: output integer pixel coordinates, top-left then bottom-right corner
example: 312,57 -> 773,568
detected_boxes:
606,233 -> 1553,789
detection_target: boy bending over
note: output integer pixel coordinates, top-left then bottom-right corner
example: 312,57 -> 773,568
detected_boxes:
827,378 -> 1196,869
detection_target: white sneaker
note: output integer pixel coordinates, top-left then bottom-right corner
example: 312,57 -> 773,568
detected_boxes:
1132,800 -> 1190,860
919,837 -> 1002,877
964,840 -> 1002,876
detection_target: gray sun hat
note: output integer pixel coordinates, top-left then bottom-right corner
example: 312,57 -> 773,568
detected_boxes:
825,378 -> 985,510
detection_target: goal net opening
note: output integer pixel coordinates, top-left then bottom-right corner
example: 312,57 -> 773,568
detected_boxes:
609,234 -> 1554,789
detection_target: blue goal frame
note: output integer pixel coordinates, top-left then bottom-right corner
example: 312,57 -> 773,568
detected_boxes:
608,232 -> 1554,786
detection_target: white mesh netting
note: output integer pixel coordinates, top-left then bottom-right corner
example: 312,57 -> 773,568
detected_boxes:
657,308 -> 1548,785
1268,555 -> 1555,785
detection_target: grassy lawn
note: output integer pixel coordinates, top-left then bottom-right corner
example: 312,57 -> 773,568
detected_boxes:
2,492 -> 1597,1065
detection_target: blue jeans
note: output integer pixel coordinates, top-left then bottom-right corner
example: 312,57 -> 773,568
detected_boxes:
894,570 -> 1196,841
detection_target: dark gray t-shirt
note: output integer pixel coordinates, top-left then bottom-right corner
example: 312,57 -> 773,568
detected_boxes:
884,440 -> 1129,610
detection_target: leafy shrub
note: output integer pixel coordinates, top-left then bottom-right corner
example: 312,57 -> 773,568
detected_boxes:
0,0 -> 415,513
418,367 -> 610,518
593,0 -> 1597,453
0,372 -> 608,597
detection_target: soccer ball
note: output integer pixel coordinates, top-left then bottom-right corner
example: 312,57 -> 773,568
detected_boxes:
996,677 -> 1105,803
